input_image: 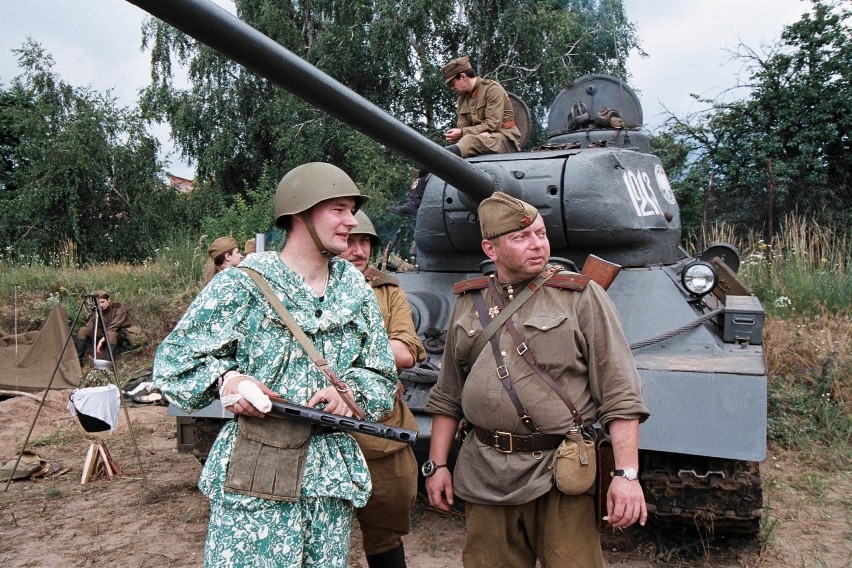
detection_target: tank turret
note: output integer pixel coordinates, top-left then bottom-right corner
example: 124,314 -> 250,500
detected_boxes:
133,0 -> 767,533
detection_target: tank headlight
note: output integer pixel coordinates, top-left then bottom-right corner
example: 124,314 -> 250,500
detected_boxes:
681,261 -> 717,296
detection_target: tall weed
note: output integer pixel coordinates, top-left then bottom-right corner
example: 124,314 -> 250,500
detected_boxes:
699,215 -> 851,317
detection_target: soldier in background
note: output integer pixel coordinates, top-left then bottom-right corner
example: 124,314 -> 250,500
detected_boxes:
74,290 -> 131,363
243,237 -> 256,255
203,236 -> 244,284
340,210 -> 426,568
389,56 -> 521,218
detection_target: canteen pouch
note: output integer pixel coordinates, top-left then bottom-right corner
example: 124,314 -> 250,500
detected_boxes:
224,415 -> 312,501
551,428 -> 596,495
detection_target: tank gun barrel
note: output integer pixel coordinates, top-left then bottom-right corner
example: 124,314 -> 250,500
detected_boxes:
126,0 -> 495,202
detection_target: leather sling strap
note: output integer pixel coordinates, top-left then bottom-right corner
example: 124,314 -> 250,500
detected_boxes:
469,265 -> 561,365
486,278 -> 585,428
240,267 -> 365,420
472,293 -> 539,433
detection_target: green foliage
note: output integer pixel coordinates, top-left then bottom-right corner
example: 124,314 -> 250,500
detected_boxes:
0,40 -> 212,264
140,0 -> 639,223
660,0 -> 852,237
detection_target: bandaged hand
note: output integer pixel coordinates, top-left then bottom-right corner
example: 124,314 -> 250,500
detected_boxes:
219,371 -> 276,417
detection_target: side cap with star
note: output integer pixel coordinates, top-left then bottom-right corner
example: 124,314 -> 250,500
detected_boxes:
478,192 -> 539,240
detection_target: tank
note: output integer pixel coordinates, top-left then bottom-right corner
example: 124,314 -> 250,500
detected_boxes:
133,0 -> 767,533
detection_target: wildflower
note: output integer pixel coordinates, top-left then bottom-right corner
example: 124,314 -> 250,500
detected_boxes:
774,296 -> 792,309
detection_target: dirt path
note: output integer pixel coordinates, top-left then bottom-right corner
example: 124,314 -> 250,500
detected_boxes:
0,391 -> 848,567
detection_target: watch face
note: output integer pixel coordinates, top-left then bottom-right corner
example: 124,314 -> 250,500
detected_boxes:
623,468 -> 638,480
421,460 -> 435,477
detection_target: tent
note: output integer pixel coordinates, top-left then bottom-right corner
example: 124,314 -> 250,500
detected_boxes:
0,305 -> 81,392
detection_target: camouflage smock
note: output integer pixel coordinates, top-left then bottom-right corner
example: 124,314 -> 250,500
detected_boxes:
153,251 -> 397,510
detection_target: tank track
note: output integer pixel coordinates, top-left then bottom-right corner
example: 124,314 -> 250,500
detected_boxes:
640,450 -> 763,534
191,417 -> 225,464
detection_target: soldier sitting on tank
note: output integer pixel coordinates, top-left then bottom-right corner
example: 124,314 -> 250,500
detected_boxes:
340,210 -> 426,568
388,56 -> 521,218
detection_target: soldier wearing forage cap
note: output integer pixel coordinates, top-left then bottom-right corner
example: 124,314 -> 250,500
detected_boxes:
243,237 -> 256,255
340,210 -> 426,568
155,163 -> 396,568
204,235 -> 244,284
424,192 -> 649,567
388,57 -> 522,218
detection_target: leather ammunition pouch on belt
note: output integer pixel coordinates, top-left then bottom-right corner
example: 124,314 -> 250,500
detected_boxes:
224,415 -> 314,501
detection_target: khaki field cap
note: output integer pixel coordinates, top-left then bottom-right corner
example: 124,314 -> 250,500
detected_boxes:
208,236 -> 238,259
274,162 -> 367,228
244,238 -> 256,254
443,56 -> 472,84
93,290 -> 110,300
478,192 -> 539,239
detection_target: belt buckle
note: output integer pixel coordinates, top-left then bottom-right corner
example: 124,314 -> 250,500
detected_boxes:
494,431 -> 513,453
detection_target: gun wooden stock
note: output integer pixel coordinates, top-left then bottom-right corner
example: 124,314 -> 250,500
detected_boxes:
268,398 -> 418,445
581,254 -> 622,291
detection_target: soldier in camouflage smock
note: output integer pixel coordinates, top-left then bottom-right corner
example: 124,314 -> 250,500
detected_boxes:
154,163 -> 397,568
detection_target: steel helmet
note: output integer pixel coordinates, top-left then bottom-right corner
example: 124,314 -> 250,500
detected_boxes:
351,210 -> 380,250
274,162 -> 368,228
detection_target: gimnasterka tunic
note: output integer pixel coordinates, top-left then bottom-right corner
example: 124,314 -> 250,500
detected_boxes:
353,267 -> 425,555
455,77 -> 522,157
154,251 -> 397,568
426,269 -> 649,506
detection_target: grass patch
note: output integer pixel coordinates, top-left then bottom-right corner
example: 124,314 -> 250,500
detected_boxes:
28,427 -> 79,448
764,316 -> 852,469
699,215 -> 851,317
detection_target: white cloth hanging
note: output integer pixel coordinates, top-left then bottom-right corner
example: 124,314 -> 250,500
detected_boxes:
68,385 -> 120,433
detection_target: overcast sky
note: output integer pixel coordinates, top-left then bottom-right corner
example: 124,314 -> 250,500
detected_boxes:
0,0 -> 812,179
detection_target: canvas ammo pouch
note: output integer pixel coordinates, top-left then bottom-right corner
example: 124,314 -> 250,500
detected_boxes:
551,427 -> 597,495
224,415 -> 312,501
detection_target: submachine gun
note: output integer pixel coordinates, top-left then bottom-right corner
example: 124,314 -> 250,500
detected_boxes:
268,397 -> 417,446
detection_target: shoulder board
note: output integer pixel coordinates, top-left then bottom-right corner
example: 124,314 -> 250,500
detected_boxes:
453,276 -> 490,295
364,267 -> 399,288
544,273 -> 590,291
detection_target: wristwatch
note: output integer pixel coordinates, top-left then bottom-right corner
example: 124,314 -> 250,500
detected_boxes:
611,467 -> 639,481
421,459 -> 448,478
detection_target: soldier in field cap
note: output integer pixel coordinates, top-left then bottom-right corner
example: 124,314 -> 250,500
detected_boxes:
477,191 -> 538,240
388,57 -> 522,218
204,236 -> 243,284
425,192 -> 649,567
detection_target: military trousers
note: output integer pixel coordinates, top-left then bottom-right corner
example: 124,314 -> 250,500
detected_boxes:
356,445 -> 418,555
462,486 -> 606,568
457,132 -> 516,157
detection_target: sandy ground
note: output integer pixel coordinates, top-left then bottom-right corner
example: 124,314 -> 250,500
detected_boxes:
0,390 -> 849,567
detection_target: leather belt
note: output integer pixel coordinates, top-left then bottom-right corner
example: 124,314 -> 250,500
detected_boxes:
501,119 -> 516,129
474,426 -> 563,453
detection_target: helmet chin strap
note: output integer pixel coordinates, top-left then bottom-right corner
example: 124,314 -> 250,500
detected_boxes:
298,213 -> 333,257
